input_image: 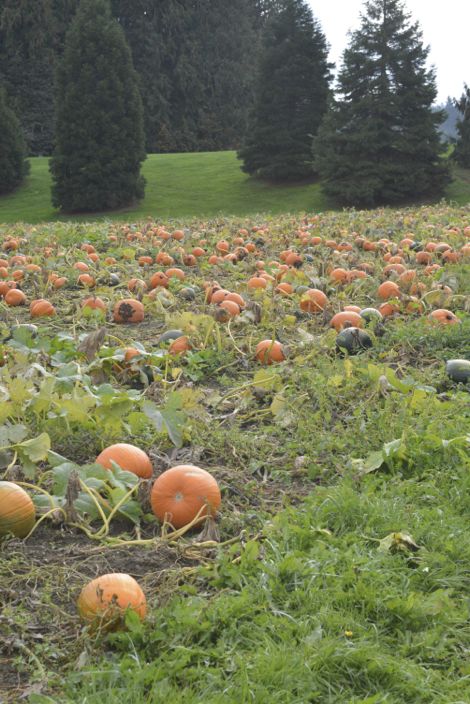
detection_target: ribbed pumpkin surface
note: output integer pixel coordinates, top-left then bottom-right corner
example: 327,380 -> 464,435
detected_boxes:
77,573 -> 146,623
0,481 -> 35,538
150,464 -> 221,528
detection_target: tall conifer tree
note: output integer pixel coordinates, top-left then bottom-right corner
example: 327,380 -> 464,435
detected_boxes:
314,0 -> 450,206
453,84 -> 470,168
238,0 -> 331,181
0,84 -> 29,194
50,0 -> 146,212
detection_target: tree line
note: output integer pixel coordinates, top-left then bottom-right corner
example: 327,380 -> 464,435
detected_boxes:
0,0 -> 469,211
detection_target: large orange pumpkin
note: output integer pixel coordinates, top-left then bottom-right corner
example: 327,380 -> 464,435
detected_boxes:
77,573 -> 146,624
96,443 -> 153,478
150,465 -> 221,528
0,481 -> 35,538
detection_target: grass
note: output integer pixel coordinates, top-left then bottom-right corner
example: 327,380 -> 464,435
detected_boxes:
0,152 -> 327,224
0,152 -> 469,224
0,205 -> 469,703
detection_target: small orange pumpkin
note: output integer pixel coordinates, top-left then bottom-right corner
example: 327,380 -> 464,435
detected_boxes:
330,311 -> 363,332
77,573 -> 146,624
428,309 -> 460,325
168,336 -> 191,355
299,288 -> 328,313
255,340 -> 285,364
82,296 -> 107,311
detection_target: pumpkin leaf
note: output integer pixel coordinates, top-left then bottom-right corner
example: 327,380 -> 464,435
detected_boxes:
378,532 -> 420,554
253,368 -> 282,391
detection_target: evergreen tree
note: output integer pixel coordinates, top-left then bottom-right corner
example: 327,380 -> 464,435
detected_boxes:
238,0 -> 331,181
453,84 -> 470,168
314,0 -> 451,207
0,84 -> 29,194
0,0 -> 80,155
50,0 -> 146,212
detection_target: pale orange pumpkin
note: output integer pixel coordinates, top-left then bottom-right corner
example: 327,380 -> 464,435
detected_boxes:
77,573 -> 146,624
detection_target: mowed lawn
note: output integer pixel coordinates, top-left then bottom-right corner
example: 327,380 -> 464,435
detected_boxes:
0,151 -> 328,224
1,151 -> 469,224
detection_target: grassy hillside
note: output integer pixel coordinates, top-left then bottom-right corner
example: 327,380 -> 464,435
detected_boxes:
0,152 -> 327,224
0,151 -> 469,224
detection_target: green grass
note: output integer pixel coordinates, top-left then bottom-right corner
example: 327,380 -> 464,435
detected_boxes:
0,152 -> 327,224
0,152 -> 469,225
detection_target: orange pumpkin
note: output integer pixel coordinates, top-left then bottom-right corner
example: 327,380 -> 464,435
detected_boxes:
428,309 -> 460,325
53,276 -> 67,289
247,276 -> 267,289
30,299 -> 55,317
96,443 -> 153,479
113,299 -> 144,324
255,340 -> 285,364
377,281 -> 400,300
218,300 -> 240,318
330,311 -> 363,332
77,273 -> 95,287
0,481 -> 35,538
165,267 -> 185,281
168,336 -> 191,355
77,573 -> 146,624
225,292 -> 246,308
149,271 -> 169,289
82,296 -> 107,311
4,288 -> 26,306
299,288 -> 328,313
150,465 -> 221,528
127,278 -> 147,292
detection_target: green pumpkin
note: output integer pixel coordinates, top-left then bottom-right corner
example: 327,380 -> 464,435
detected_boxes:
445,359 -> 470,384
336,327 -> 373,355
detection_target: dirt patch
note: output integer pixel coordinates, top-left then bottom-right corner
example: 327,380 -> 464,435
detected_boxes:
0,523 -> 199,703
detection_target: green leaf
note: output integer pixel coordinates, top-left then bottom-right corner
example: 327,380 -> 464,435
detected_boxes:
51,463 -> 80,495
253,368 -> 282,391
15,433 -> 51,463
361,450 -> 385,474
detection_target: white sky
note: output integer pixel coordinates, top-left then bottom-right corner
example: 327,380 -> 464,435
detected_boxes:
309,0 -> 469,104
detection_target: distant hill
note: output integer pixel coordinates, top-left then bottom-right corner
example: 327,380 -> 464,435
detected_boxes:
435,97 -> 460,141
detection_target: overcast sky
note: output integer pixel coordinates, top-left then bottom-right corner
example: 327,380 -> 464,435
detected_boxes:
309,0 -> 469,104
